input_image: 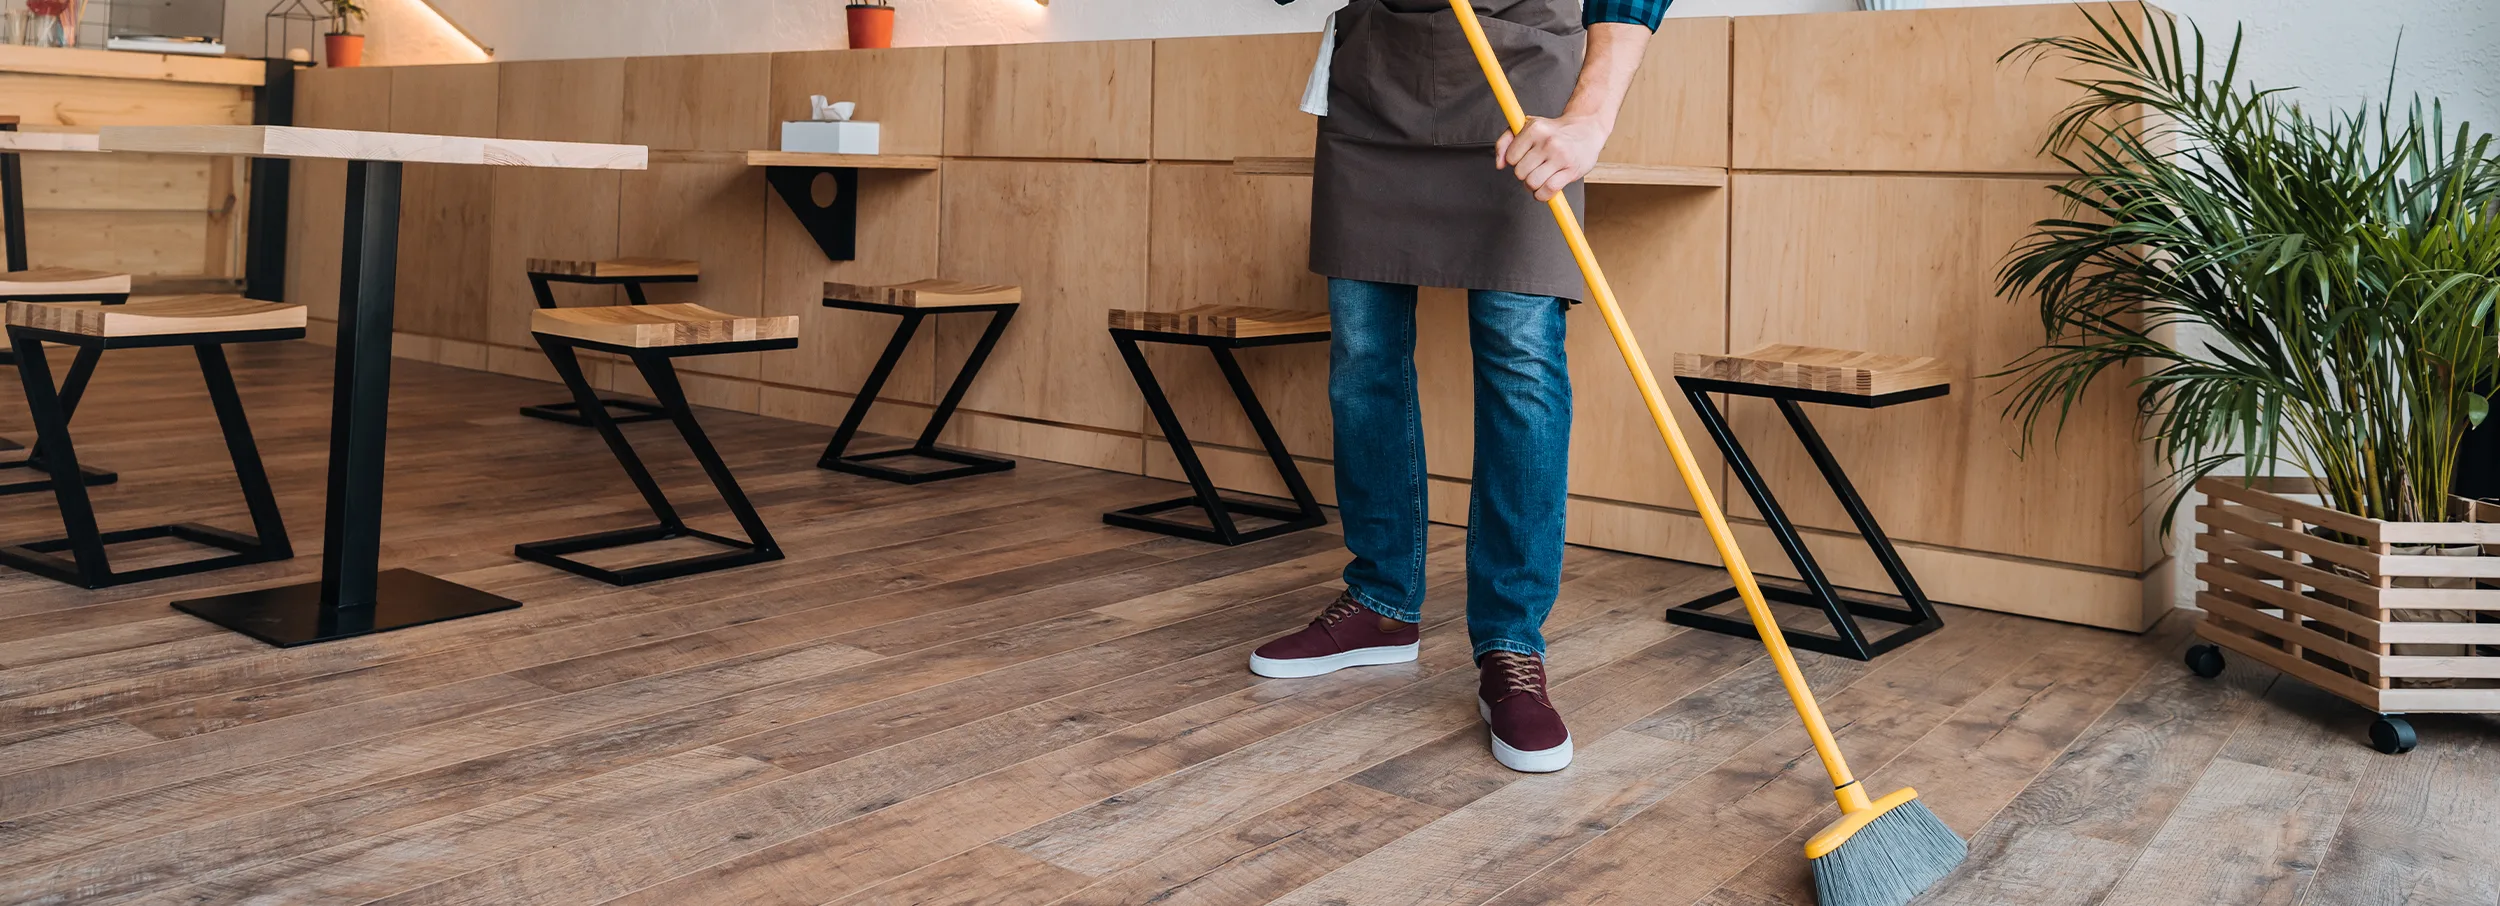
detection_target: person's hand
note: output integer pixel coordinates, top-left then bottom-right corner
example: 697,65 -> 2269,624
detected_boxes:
1494,113 -> 1610,201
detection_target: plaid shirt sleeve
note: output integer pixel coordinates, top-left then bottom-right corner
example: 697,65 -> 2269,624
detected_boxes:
1583,0 -> 1670,30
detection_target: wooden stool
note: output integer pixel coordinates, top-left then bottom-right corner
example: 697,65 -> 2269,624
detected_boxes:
516,303 -> 797,586
1669,344 -> 1953,660
517,257 -> 701,426
0,267 -> 134,493
818,279 -> 1020,484
0,296 -> 301,588
1105,305 -> 1329,545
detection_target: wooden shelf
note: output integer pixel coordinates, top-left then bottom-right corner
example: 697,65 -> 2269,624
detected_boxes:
0,44 -> 264,87
743,150 -> 942,170
1232,156 -> 1728,188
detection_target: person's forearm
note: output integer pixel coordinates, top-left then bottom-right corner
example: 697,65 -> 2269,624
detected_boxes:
1562,23 -> 1653,133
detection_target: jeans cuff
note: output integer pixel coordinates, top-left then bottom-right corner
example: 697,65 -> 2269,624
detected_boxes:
1471,638 -> 1545,662
1349,588 -> 1422,624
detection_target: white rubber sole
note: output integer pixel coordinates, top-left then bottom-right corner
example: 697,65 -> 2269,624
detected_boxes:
1478,699 -> 1574,773
1248,642 -> 1419,678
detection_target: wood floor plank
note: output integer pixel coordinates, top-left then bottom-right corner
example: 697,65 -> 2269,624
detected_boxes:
825,842 -> 1096,906
0,715 -> 162,774
1045,781 -> 1450,906
2298,711 -> 2500,905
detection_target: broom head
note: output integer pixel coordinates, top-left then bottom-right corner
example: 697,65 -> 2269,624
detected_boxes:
1807,787 -> 1967,906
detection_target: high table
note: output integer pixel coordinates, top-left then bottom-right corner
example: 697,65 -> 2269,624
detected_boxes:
97,125 -> 648,647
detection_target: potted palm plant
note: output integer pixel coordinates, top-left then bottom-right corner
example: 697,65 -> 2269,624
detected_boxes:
1997,11 -> 2500,754
322,0 -> 366,67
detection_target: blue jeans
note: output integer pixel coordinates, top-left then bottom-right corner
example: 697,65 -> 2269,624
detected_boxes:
1328,277 -> 1571,660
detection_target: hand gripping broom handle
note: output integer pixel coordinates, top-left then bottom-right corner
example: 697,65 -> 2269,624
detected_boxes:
1447,1 -> 1872,814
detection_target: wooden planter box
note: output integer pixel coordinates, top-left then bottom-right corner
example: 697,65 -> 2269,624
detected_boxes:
2194,476 -> 2500,715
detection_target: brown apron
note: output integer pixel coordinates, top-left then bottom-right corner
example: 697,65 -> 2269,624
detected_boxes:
1309,0 -> 1588,301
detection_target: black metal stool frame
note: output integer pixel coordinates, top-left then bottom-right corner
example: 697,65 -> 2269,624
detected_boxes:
516,269 -> 699,426
515,330 -> 792,586
1107,327 -> 1328,546
0,118 -> 126,484
0,324 -> 297,588
817,296 -> 1018,484
1670,376 -> 1949,660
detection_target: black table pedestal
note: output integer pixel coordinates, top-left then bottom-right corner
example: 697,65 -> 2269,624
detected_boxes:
171,159 -> 521,646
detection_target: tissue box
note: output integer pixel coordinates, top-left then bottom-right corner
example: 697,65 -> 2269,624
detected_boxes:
781,121 -> 881,155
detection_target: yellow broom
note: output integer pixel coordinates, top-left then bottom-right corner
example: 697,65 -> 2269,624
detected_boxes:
1442,5 -> 1967,905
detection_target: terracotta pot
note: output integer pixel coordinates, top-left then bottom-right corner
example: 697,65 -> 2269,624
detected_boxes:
325,33 -> 365,67
846,5 -> 894,50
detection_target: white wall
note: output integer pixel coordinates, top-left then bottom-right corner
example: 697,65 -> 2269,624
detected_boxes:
383,0 -> 2500,127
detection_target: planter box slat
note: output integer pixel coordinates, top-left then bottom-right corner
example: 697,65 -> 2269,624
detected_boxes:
2196,562 -> 2384,640
2192,476 -> 2499,715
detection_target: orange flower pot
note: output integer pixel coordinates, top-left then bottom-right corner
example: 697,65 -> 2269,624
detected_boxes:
845,4 -> 894,49
325,33 -> 365,67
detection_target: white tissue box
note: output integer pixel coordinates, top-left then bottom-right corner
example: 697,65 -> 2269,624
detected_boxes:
781,121 -> 881,155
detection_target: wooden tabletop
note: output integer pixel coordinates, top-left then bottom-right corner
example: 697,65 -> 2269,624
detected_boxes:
96,126 -> 647,170
0,131 -> 103,153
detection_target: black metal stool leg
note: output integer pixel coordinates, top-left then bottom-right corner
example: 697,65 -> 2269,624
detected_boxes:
0,344 -> 117,496
518,273 -> 668,427
0,335 -> 292,589
1105,335 -> 1325,546
1664,385 -> 1944,660
819,306 -> 1019,484
514,337 -> 782,586
1776,399 -> 1943,634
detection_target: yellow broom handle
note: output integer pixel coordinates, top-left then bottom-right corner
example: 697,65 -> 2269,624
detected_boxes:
1447,1 -> 1866,807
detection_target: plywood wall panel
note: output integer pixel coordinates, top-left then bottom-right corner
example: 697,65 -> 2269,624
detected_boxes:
490,59 -> 626,350
1143,163 -> 1329,460
287,66 -> 391,324
1731,4 -> 2137,173
1570,184 -> 1729,511
390,63 -> 498,343
760,169 -> 943,413
1152,33 -> 1319,162
770,48 -> 947,157
1602,17 -> 1731,168
499,58 -> 626,143
936,159 -> 1150,435
625,53 -> 772,151
0,73 -> 252,127
945,41 -> 1153,160
1727,172 -> 2141,572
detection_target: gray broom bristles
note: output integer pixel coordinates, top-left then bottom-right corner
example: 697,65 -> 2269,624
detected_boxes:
1811,799 -> 1968,906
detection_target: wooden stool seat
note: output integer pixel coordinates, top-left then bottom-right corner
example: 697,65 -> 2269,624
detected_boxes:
1673,344 -> 1951,399
531,303 -> 795,349
523,257 -> 699,280
824,279 -> 1021,309
1108,305 -> 1329,339
0,268 -> 132,298
7,295 -> 305,338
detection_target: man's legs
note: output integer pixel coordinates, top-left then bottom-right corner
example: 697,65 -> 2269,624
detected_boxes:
1327,277 -> 1430,623
1464,289 -> 1571,659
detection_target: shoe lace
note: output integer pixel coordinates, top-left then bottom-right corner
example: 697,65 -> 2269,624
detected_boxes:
1316,594 -> 1366,627
1484,651 -> 1549,704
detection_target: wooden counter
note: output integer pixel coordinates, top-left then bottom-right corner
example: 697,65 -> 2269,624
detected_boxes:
0,44 -> 264,281
289,3 -> 2168,631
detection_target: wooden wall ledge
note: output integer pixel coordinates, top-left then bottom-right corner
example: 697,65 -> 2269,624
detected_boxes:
0,44 -> 264,87
1232,156 -> 1727,188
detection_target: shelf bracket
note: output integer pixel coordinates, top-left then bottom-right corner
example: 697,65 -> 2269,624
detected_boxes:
764,165 -> 863,262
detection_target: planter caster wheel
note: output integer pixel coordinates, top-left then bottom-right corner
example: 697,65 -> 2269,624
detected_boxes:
2185,644 -> 2225,679
2369,715 -> 2417,755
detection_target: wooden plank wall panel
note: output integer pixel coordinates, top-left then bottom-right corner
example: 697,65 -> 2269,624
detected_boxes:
1150,34 -> 1319,162
944,41 -> 1154,160
770,48 -> 947,156
1731,4 -> 2136,173
2,68 -> 255,279
936,160 -> 1151,447
390,63 -> 499,344
1727,173 -> 2141,573
287,66 -> 392,324
489,59 -> 627,369
1601,17 -> 1732,168
1571,185 -> 1729,511
620,54 -> 771,382
0,72 -> 253,126
761,48 -> 949,428
1143,163 -> 1329,459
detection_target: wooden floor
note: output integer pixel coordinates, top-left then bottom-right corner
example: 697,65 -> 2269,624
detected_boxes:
0,342 -> 2494,906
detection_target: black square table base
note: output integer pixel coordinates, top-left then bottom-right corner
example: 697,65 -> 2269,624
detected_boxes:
171,569 -> 523,648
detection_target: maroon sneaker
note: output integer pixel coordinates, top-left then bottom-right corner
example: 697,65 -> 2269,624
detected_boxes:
1249,593 -> 1420,678
1477,651 -> 1572,772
